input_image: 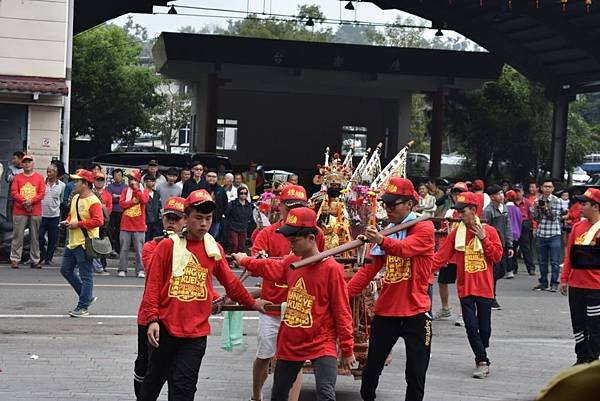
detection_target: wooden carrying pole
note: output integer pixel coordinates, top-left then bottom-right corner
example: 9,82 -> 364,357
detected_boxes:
227,255 -> 372,264
290,215 -> 433,270
219,304 -> 282,312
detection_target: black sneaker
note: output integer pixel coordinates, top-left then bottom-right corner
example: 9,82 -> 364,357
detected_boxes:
491,300 -> 502,310
549,285 -> 558,293
532,284 -> 548,291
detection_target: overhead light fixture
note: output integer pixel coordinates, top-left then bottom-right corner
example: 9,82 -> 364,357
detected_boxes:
435,29 -> 443,36
305,16 -> 315,26
168,5 -> 177,15
345,1 -> 355,10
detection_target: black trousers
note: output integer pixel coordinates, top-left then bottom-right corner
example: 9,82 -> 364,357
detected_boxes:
109,211 -> 122,253
361,314 -> 431,401
271,356 -> 337,401
460,296 -> 493,365
568,286 -> 600,363
140,324 -> 207,401
134,325 -> 173,401
493,249 -> 510,297
519,220 -> 535,273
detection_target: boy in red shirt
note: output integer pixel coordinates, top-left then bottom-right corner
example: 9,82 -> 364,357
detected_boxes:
232,207 -> 355,401
559,188 -> 600,365
347,177 -> 435,401
433,192 -> 503,378
134,196 -> 186,400
249,184 -> 325,401
118,169 -> 148,277
141,190 -> 269,401
10,154 -> 46,268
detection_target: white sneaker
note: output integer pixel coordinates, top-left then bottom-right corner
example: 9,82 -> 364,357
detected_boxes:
117,271 -> 126,277
137,271 -> 145,278
504,271 -> 515,279
454,314 -> 463,327
473,363 -> 490,379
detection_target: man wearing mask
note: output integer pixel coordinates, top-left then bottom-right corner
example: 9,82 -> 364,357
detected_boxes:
223,173 -> 237,202
107,169 -> 127,254
10,154 -> 45,269
157,167 -> 181,208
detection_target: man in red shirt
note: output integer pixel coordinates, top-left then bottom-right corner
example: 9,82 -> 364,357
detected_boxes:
347,177 -> 435,401
232,207 -> 355,401
559,188 -> 600,365
134,196 -> 186,400
118,169 -> 148,278
433,192 -> 503,379
514,184 -> 536,275
10,154 -> 46,268
141,190 -> 269,401
248,184 -> 325,401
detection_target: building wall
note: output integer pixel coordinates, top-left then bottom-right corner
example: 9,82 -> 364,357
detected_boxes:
0,0 -> 68,78
215,89 -> 402,174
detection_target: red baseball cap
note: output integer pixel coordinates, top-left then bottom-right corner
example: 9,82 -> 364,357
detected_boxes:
380,177 -> 415,203
505,190 -> 517,201
22,154 -> 34,162
279,184 -> 308,206
70,169 -> 94,184
575,188 -> 600,204
185,189 -> 216,210
276,207 -> 317,236
127,168 -> 142,182
472,179 -> 485,191
452,182 -> 468,192
452,191 -> 479,210
163,196 -> 186,217
95,171 -> 106,180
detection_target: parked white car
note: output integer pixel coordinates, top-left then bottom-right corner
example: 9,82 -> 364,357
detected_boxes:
566,166 -> 590,185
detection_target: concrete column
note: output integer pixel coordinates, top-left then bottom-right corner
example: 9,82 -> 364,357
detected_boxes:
190,73 -> 218,153
429,88 -> 444,178
397,92 -> 412,153
550,95 -> 570,183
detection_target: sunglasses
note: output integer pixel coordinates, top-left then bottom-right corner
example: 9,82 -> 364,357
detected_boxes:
239,192 -> 248,195
382,200 -> 408,209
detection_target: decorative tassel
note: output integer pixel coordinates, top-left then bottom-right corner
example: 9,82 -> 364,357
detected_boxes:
535,0 -> 539,8
560,0 -> 567,11
585,0 -> 592,13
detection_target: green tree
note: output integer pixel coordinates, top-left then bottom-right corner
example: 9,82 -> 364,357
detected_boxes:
223,5 -> 333,42
72,24 -> 161,152
149,80 -> 191,152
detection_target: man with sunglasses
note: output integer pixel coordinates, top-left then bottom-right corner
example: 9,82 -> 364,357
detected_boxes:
134,196 -> 187,400
559,188 -> 600,365
348,177 -> 435,401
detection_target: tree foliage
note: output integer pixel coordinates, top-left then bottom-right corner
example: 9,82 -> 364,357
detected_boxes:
149,80 -> 191,152
71,24 -> 161,152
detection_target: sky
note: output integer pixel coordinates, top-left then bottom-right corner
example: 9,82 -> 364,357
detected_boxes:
111,0 -> 431,37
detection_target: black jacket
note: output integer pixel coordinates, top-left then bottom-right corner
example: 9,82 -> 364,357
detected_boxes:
225,199 -> 253,232
209,184 -> 228,221
181,177 -> 209,198
145,190 -> 162,224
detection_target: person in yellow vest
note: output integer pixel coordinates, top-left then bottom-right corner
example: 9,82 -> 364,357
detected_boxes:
559,187 -> 600,365
242,162 -> 258,197
59,169 -> 104,318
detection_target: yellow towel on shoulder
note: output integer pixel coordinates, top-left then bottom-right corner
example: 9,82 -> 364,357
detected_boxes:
583,220 -> 600,245
455,217 -> 483,253
171,232 -> 222,277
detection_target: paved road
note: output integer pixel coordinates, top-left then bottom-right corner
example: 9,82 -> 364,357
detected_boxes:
0,258 -> 574,401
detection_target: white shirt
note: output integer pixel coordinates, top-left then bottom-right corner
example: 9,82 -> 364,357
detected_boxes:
225,186 -> 237,202
41,179 -> 65,218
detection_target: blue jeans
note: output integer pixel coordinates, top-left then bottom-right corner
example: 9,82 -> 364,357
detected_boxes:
39,216 -> 60,263
460,296 -> 493,365
60,246 -> 94,310
209,221 -> 221,240
536,234 -> 562,287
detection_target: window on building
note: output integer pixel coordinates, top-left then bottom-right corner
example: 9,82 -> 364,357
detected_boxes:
216,119 -> 238,150
341,126 -> 368,156
178,122 -> 190,145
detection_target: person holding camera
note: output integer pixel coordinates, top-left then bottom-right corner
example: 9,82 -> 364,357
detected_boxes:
59,169 -> 104,317
532,180 -> 563,292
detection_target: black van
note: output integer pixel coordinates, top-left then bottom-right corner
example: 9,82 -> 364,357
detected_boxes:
94,152 -> 232,171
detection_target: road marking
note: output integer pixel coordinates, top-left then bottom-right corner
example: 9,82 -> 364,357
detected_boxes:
0,314 -> 259,320
0,282 -> 231,290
